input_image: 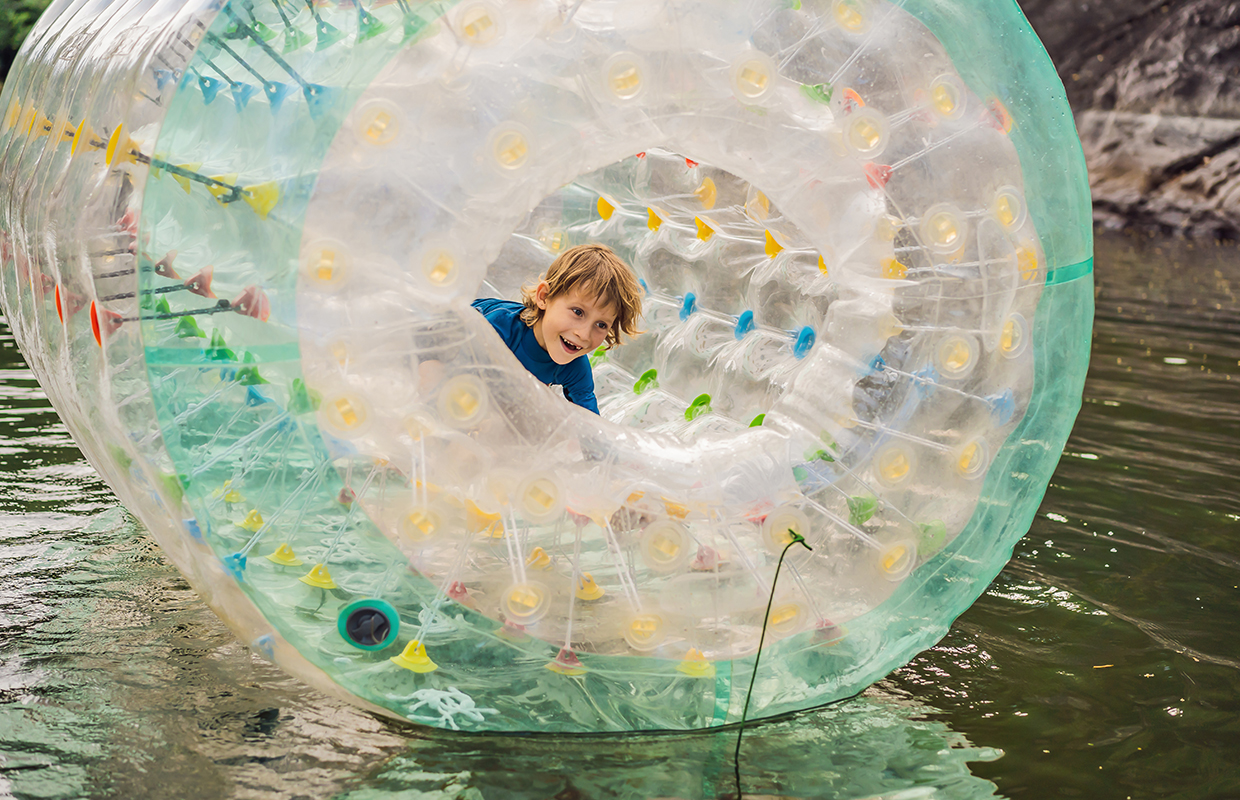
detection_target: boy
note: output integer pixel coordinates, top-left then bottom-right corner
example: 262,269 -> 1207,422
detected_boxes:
472,244 -> 642,414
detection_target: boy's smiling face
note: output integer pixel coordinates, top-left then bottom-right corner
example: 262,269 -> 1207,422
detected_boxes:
531,282 -> 616,365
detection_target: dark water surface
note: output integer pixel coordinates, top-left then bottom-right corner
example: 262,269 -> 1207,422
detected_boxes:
1,232 -> 1238,799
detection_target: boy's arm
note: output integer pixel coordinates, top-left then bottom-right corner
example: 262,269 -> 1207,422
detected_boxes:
471,298 -> 523,352
561,361 -> 600,415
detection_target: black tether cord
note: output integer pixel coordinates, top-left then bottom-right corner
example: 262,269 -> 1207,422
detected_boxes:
734,529 -> 812,799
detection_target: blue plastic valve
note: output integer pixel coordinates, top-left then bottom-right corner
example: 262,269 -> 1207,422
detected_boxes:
735,310 -> 755,339
794,326 -> 815,359
223,552 -> 247,581
679,292 -> 697,321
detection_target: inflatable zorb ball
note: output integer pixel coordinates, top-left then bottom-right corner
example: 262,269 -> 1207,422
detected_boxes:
0,0 -> 1092,732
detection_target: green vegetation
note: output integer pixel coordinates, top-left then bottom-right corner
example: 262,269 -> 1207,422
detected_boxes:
2,0 -> 53,89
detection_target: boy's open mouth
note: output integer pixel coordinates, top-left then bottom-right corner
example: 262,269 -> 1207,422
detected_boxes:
560,336 -> 582,354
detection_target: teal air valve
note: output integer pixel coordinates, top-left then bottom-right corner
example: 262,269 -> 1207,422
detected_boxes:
338,598 -> 400,651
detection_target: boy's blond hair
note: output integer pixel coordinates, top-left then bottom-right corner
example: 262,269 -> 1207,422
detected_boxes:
520,244 -> 642,349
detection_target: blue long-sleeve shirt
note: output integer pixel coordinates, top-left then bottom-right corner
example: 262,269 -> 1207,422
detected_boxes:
471,298 -> 599,414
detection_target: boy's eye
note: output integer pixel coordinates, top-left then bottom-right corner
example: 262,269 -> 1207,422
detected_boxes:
596,320 -> 609,330
572,308 -> 583,317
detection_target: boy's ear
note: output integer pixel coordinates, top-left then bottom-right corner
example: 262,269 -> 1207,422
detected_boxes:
534,281 -> 550,309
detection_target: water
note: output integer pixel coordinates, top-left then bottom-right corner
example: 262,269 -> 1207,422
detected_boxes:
1,231 -> 1238,799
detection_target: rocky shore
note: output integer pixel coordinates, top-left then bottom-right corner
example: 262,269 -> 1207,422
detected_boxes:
1020,0 -> 1240,237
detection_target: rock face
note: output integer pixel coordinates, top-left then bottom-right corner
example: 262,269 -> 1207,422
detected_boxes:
1018,0 -> 1240,236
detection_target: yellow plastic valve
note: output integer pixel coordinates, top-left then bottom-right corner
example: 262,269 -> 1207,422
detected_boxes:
938,336 -> 973,376
646,525 -> 683,564
1001,319 -> 1019,353
597,195 -> 616,220
492,129 -> 528,169
880,541 -> 913,576
996,195 -> 1017,228
769,602 -> 807,635
2,100 -> 20,132
31,111 -> 52,138
575,572 -> 605,601
764,229 -> 784,258
694,177 -> 717,209
848,116 -> 883,152
299,563 -> 337,590
538,228 -> 565,252
520,477 -> 559,519
503,582 -> 547,622
71,120 -> 95,157
922,205 -> 963,252
465,501 -> 504,538
931,81 -> 960,117
525,546 -> 553,571
877,447 -> 911,484
607,59 -> 642,100
266,543 -> 303,566
238,509 -> 264,532
956,440 -> 988,479
330,394 -> 366,431
1017,244 -> 1039,282
676,648 -> 716,678
400,507 -> 441,542
208,174 -> 239,202
20,104 -> 36,135
1001,315 -> 1028,358
105,124 -> 143,166
460,4 -> 499,45
56,117 -> 76,143
422,249 -> 455,286
360,105 -> 399,145
835,0 -> 865,31
881,258 -> 908,280
624,614 -> 664,651
242,182 -> 280,219
169,163 -> 201,194
442,377 -> 484,423
390,640 -> 438,673
733,58 -> 772,99
928,214 -> 958,247
746,190 -> 770,221
662,497 -> 690,520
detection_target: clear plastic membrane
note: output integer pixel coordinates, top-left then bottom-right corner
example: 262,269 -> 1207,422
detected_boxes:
0,0 -> 1093,732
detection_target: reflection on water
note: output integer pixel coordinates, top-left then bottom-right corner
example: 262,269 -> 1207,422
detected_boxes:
2,231 -> 1239,799
342,695 -> 1002,800
891,232 -> 1240,799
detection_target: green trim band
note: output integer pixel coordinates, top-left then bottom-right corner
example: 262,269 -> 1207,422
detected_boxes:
1046,257 -> 1094,286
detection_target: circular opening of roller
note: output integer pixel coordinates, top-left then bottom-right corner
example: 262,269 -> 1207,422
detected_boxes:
475,153 -> 830,441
